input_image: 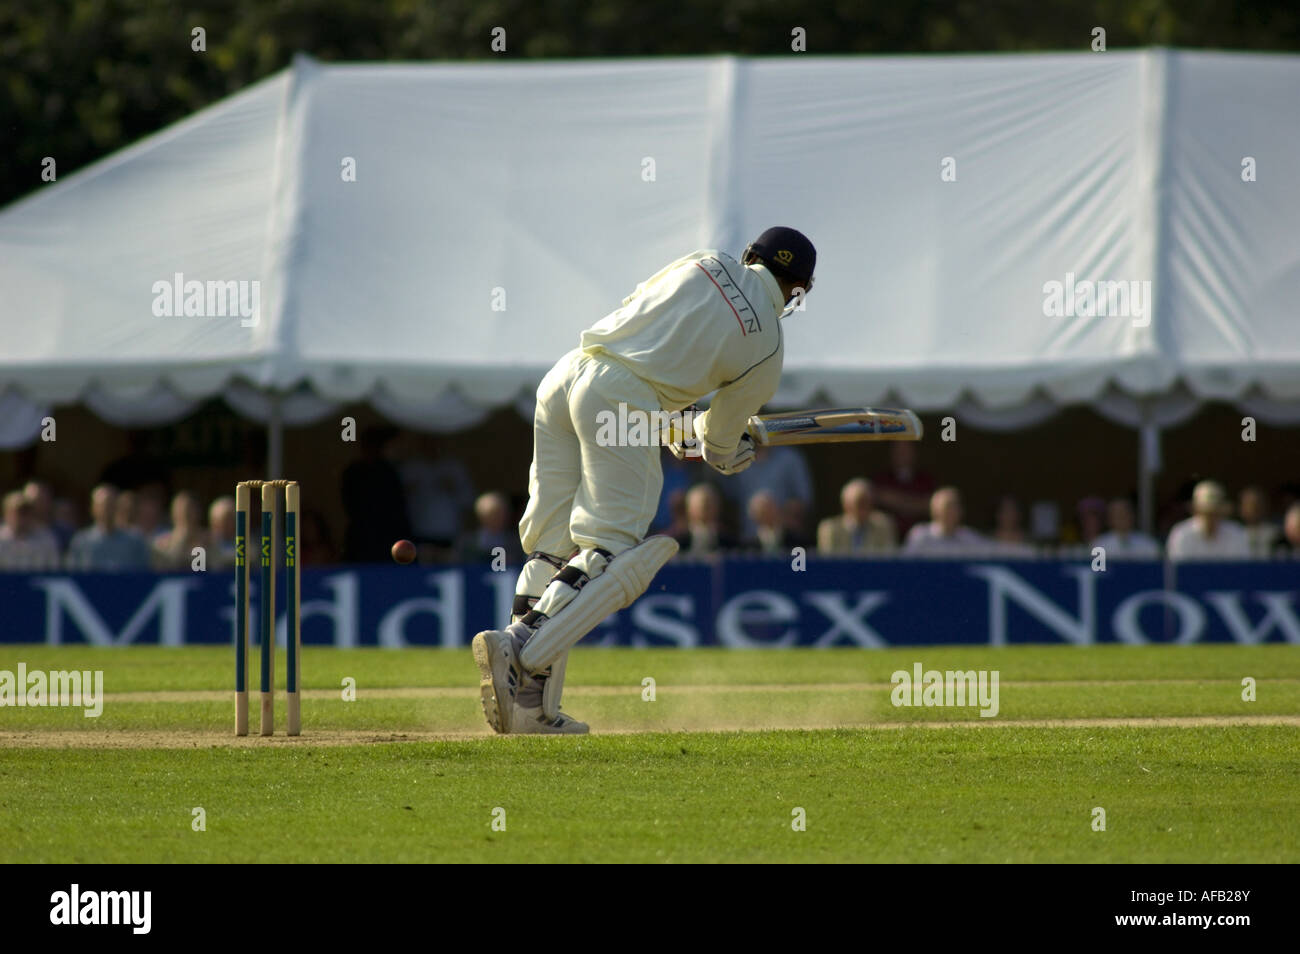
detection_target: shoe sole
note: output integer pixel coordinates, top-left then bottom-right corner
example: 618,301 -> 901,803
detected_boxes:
472,631 -> 513,734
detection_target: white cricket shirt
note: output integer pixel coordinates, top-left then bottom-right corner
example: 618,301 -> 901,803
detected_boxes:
579,249 -> 787,458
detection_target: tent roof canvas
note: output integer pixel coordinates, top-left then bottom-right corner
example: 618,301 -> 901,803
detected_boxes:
2,51 -> 1298,438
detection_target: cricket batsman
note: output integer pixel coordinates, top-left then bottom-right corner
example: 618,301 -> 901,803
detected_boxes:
473,227 -> 816,734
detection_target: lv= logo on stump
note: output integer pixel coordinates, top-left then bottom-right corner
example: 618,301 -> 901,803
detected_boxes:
234,480 -> 302,737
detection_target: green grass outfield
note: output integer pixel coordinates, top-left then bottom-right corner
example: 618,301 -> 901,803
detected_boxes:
1,644 -> 1297,862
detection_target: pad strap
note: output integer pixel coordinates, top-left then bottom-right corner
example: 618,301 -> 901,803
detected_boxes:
520,548 -> 612,628
530,551 -> 568,571
519,536 -> 678,673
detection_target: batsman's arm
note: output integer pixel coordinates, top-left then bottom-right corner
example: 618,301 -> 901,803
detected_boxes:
694,355 -> 781,466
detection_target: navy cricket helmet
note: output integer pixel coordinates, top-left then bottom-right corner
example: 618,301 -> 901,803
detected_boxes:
744,227 -> 816,287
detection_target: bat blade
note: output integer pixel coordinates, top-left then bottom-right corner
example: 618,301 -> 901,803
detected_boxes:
749,407 -> 923,445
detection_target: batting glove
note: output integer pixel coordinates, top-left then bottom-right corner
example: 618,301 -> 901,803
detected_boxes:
706,434 -> 756,475
668,435 -> 702,460
666,405 -> 703,460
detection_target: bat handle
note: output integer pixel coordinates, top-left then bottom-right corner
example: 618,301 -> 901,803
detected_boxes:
747,416 -> 770,445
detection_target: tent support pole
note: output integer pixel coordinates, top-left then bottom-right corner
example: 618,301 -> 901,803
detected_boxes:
268,394 -> 284,479
1137,411 -> 1160,538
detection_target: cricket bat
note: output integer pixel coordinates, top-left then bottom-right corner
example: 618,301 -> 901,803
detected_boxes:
747,407 -> 923,445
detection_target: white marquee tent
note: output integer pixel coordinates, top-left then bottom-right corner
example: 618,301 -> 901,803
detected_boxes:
2,50 -> 1298,517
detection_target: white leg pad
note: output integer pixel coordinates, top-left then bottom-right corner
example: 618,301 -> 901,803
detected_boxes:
519,536 -> 678,673
542,652 -> 568,720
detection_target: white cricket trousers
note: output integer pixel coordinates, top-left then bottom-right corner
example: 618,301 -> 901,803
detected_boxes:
518,348 -> 664,559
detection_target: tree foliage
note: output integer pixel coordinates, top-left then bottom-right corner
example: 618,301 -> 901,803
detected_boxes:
3,0 -> 1298,208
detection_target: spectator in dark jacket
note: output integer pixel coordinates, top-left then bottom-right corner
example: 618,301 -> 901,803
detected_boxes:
742,490 -> 808,555
341,429 -> 411,562
673,483 -> 736,556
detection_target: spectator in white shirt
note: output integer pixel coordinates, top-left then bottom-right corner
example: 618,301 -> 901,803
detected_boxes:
903,487 -> 987,556
24,479 -> 74,554
1092,498 -> 1161,559
1166,481 -> 1250,561
0,491 -> 61,570
66,485 -> 153,571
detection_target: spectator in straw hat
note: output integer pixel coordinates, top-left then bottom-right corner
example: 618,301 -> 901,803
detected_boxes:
1166,480 -> 1250,562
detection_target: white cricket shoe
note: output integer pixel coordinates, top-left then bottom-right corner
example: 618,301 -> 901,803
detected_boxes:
510,704 -> 589,735
471,630 -> 522,734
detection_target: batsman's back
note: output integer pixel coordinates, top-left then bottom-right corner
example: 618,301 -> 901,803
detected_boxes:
578,249 -> 787,414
